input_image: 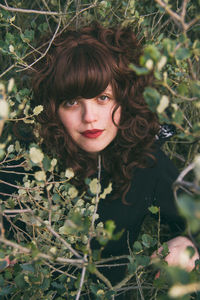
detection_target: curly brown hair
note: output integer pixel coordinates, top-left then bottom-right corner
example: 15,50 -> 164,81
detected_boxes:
32,23 -> 160,203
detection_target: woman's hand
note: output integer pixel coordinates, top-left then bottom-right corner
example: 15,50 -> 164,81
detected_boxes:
151,236 -> 199,272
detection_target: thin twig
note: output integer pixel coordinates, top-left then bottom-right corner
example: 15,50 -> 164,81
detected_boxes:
0,179 -> 38,191
0,237 -> 84,265
18,17 -> 62,71
113,272 -> 135,291
41,0 -> 58,22
155,0 -> 200,31
3,209 -> 32,214
91,154 -> 101,230
181,0 -> 189,20
0,4 -> 63,16
135,271 -> 145,300
163,82 -> 198,101
75,254 -> 87,300
43,260 -> 77,279
0,64 -> 16,79
155,0 -> 181,23
176,162 -> 195,182
94,268 -> 113,290
33,214 -> 83,259
0,1 -> 98,78
95,255 -> 130,265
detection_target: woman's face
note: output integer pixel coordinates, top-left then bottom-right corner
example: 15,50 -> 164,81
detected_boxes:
58,85 -> 121,153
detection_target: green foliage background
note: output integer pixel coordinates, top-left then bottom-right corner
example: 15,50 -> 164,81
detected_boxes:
0,0 -> 200,299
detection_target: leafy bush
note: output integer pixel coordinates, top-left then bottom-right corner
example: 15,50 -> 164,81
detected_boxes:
0,1 -> 199,299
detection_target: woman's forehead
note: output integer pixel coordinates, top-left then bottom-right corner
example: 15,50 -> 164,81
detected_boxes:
103,84 -> 113,94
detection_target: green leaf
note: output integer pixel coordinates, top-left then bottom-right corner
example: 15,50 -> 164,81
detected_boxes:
143,87 -> 160,112
14,274 -> 28,289
161,242 -> 169,257
105,220 -> 116,236
142,234 -> 157,248
175,47 -> 190,60
42,156 -> 51,172
190,82 -> 200,97
133,241 -> 143,252
177,194 -> 200,233
135,255 -> 150,267
128,260 -> 137,273
87,263 -> 97,274
166,266 -> 190,285
172,110 -> 184,124
186,246 -> 195,258
129,63 -> 149,75
0,274 -> 4,287
144,44 -> 161,62
177,83 -> 189,96
148,206 -> 159,214
4,270 -> 13,280
21,263 -> 35,273
52,193 -> 61,203
0,286 -> 13,296
0,260 -> 8,271
40,278 -> 51,291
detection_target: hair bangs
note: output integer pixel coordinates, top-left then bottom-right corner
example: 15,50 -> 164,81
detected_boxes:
52,44 -> 114,104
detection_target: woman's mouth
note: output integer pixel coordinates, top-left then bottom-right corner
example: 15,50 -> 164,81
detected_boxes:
82,129 -> 104,138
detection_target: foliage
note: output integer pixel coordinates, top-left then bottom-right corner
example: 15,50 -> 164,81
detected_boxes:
0,0 -> 200,299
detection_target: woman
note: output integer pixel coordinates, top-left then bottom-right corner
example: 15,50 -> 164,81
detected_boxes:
32,23 -> 198,288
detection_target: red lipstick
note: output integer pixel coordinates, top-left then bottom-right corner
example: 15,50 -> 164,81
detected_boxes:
82,129 -> 104,138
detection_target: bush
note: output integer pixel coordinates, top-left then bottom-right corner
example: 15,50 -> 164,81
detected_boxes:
0,1 -> 199,299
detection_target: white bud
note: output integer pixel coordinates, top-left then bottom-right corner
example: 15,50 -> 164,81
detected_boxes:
172,103 -> 178,111
9,45 -> 15,53
68,186 -> 78,198
51,158 -> 57,167
145,59 -> 154,70
157,56 -> 167,71
9,16 -> 16,23
157,95 -> 169,113
89,178 -> 101,194
65,168 -> 74,179
7,144 -> 14,153
33,105 -> 43,115
29,147 -> 44,164
34,171 -> 46,181
7,78 -> 15,93
0,100 -> 9,119
194,155 -> 200,181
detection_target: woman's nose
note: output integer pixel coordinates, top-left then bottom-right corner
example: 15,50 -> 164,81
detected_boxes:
82,101 -> 98,123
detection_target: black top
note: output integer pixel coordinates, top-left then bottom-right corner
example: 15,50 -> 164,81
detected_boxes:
92,148 -> 185,285
97,148 -> 184,255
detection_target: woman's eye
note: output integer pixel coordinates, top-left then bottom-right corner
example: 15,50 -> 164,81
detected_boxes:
62,99 -> 78,107
98,95 -> 110,102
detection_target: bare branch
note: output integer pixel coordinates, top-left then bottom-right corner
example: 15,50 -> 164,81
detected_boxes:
0,237 -> 84,265
155,0 -> 181,23
0,64 -> 16,79
0,1 -> 98,78
3,209 -> 32,214
187,16 -> 200,30
94,268 -> 113,290
176,162 -> 195,183
19,17 -> 62,71
181,0 -> 189,20
75,254 -> 87,300
43,260 -> 77,279
0,4 -> 62,16
32,214 -> 83,259
155,0 -> 199,31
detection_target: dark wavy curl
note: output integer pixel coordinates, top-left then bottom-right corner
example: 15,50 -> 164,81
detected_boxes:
32,23 -> 160,204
